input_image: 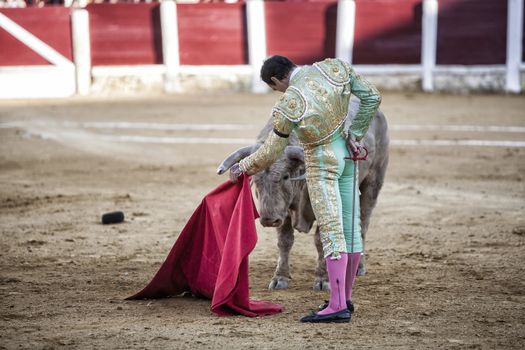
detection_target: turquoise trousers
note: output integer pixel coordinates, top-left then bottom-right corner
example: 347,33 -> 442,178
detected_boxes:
304,132 -> 363,258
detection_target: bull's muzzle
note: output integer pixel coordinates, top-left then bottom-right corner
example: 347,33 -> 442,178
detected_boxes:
260,217 -> 283,228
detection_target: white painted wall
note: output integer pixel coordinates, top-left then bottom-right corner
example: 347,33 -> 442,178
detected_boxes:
72,9 -> 91,96
421,0 -> 438,92
0,66 -> 75,99
160,0 -> 181,93
0,13 -> 75,98
506,0 -> 524,93
246,0 -> 268,94
336,0 -> 356,64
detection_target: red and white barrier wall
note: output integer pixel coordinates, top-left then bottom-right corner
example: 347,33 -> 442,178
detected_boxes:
0,7 -> 75,98
0,0 -> 523,98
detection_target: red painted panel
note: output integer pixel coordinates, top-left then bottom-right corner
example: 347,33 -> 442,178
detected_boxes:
88,4 -> 162,66
177,3 -> 247,65
353,0 -> 422,65
265,1 -> 337,65
0,7 -> 72,66
437,0 -> 507,65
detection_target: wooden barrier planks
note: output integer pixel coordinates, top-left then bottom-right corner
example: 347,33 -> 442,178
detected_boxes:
353,0 -> 422,65
0,7 -> 72,66
177,2 -> 248,65
264,0 -> 337,65
88,3 -> 163,66
437,0 -> 507,65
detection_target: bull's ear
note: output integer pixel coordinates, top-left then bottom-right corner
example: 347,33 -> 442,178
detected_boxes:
285,146 -> 304,164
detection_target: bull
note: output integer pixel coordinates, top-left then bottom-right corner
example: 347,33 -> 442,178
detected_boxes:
217,96 -> 389,290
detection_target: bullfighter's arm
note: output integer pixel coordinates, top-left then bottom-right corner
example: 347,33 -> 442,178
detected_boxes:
239,111 -> 294,175
344,63 -> 382,141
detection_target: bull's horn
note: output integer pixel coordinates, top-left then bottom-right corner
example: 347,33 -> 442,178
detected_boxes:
285,146 -> 304,163
216,145 -> 255,175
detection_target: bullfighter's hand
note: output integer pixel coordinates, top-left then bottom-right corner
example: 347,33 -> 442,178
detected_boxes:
346,133 -> 363,157
229,163 -> 243,183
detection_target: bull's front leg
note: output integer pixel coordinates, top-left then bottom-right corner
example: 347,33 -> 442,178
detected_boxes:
268,215 -> 294,290
313,226 -> 329,291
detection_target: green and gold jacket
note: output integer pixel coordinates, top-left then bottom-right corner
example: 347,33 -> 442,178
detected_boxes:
239,58 -> 381,175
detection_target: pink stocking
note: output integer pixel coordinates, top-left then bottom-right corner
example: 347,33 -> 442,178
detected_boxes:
317,253 -> 348,315
345,252 -> 361,301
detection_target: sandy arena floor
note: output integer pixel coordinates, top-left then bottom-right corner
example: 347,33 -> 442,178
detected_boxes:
0,92 -> 524,349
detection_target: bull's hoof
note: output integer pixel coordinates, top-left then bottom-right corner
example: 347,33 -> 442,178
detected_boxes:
268,276 -> 290,290
313,277 -> 330,291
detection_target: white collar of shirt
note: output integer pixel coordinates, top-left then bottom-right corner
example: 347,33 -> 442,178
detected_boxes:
289,66 -> 301,82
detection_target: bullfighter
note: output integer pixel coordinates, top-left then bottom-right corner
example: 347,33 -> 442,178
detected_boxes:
230,55 -> 381,323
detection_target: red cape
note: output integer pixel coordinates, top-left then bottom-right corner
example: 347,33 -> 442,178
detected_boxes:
127,175 -> 283,317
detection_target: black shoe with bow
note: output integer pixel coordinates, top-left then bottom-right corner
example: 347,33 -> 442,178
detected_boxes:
300,309 -> 351,323
318,300 -> 355,314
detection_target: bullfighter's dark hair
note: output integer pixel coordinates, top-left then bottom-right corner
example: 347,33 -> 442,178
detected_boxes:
260,55 -> 297,85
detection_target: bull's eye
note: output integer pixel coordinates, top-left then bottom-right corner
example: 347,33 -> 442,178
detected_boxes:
283,174 -> 289,181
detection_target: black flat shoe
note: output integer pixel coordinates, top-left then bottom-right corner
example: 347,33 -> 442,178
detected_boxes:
300,309 -> 351,323
319,300 -> 355,314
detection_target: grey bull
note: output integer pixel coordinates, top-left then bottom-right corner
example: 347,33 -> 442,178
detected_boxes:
217,97 -> 389,290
